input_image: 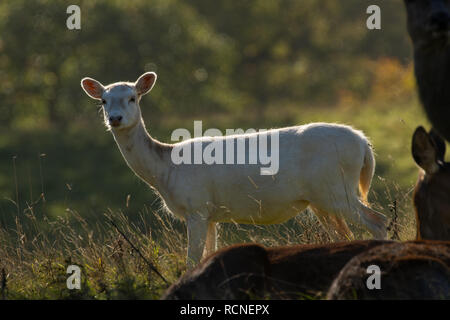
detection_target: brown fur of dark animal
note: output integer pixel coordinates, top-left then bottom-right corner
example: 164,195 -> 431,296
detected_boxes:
412,126 -> 450,241
162,240 -> 390,299
327,241 -> 450,299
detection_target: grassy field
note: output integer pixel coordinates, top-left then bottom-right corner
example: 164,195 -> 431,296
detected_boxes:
0,97 -> 442,299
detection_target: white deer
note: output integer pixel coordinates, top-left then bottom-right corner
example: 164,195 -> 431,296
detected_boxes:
81,72 -> 387,268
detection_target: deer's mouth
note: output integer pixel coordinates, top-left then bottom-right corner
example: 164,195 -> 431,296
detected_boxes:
109,120 -> 122,127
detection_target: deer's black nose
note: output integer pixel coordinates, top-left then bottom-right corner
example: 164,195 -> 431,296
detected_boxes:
429,11 -> 450,32
109,115 -> 123,127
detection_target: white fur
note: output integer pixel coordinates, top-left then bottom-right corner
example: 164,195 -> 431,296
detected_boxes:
81,73 -> 387,268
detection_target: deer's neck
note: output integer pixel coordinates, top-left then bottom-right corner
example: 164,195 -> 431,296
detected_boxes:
111,119 -> 173,191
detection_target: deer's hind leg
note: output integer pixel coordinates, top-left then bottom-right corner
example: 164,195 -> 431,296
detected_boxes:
358,201 -> 387,239
329,215 -> 354,241
310,206 -> 354,241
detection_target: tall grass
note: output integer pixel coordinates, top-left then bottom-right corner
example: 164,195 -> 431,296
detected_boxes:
0,183 -> 415,300
0,206 -> 184,299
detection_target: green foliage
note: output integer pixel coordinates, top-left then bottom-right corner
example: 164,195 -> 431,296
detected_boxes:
0,0 -> 412,130
190,0 -> 412,105
0,0 -> 241,130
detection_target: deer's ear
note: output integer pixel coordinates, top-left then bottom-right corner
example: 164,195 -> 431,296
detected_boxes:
81,77 -> 105,100
429,128 -> 446,162
135,72 -> 157,96
412,126 -> 439,174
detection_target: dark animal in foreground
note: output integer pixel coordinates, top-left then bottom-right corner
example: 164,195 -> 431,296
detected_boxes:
162,240 -> 389,299
327,241 -> 450,299
163,240 -> 450,300
404,0 -> 450,141
412,126 -> 450,241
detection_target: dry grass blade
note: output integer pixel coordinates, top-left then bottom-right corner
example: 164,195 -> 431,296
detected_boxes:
104,214 -> 169,286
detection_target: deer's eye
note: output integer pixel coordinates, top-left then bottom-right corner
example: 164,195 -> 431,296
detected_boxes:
129,97 -> 135,103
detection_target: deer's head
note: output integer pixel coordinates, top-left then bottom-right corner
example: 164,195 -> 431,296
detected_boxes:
81,72 -> 157,131
412,126 -> 450,240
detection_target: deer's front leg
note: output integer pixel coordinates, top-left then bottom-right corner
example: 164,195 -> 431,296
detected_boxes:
186,214 -> 209,269
204,221 -> 217,258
